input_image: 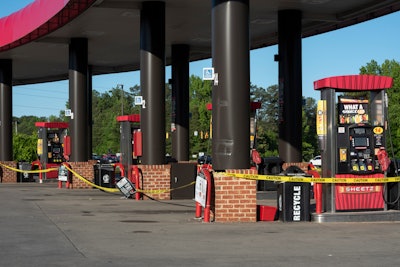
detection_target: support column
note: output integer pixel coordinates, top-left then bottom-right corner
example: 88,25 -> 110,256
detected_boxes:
0,59 -> 12,161
171,44 -> 190,161
277,10 -> 302,163
69,38 -> 89,162
211,0 -> 250,171
87,65 -> 93,159
140,1 -> 165,164
321,88 -> 336,212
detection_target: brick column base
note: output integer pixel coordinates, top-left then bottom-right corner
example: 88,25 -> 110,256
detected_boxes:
138,164 -> 171,200
69,160 -> 97,189
0,161 -> 18,183
213,169 -> 257,222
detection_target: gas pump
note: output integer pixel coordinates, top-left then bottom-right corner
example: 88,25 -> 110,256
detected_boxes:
35,122 -> 70,180
116,114 -> 141,182
314,75 -> 393,212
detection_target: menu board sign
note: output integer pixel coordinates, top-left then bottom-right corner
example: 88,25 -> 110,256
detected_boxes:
338,97 -> 369,125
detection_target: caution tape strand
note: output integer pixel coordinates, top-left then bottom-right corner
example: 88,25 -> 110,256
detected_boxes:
0,162 -> 196,194
225,172 -> 400,183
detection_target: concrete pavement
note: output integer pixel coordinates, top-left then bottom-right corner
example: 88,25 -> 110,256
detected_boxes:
1,183 -> 400,267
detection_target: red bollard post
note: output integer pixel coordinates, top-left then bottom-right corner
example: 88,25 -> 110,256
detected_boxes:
195,202 -> 202,218
132,166 -> 141,200
202,168 -> 212,223
307,168 -> 322,214
62,162 -> 73,189
314,183 -> 322,214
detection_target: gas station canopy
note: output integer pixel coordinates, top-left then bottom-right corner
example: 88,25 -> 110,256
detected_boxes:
1,0 -> 400,86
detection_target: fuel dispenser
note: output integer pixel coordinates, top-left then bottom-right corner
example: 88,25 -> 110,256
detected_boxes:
35,122 -> 70,180
314,75 -> 393,212
116,114 -> 141,182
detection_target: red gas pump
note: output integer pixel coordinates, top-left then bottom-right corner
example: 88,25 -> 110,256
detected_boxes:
116,114 -> 142,198
35,122 -> 69,181
314,75 -> 393,213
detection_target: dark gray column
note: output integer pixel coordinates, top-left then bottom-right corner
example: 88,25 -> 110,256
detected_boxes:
211,0 -> 250,171
69,38 -> 89,162
171,44 -> 190,161
87,65 -> 93,159
0,59 -> 12,161
140,1 -> 165,164
277,10 -> 302,163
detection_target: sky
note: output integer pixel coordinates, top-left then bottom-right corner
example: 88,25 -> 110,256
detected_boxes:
3,1 -> 400,117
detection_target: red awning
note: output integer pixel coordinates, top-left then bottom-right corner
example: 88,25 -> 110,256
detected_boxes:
314,75 -> 393,91
0,0 -> 68,47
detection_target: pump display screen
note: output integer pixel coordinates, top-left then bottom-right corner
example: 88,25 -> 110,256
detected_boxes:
353,137 -> 369,147
353,128 -> 366,135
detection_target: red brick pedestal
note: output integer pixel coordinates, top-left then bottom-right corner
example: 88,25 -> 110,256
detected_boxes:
213,169 -> 257,222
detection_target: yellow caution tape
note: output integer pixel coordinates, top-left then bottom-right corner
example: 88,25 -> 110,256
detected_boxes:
1,162 -> 196,195
225,172 -> 400,184
0,162 -> 58,173
62,164 -> 120,193
136,181 -> 196,194
62,164 -> 196,194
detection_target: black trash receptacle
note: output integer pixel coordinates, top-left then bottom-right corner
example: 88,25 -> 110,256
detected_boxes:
93,164 -> 101,186
257,157 -> 284,191
18,162 -> 33,182
277,181 -> 311,222
277,166 -> 311,222
386,160 -> 400,210
100,164 -> 115,188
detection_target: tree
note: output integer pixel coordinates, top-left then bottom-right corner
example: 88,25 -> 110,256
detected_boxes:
250,84 -> 279,156
250,84 -> 318,159
189,75 -> 212,157
12,76 -> 323,164
302,97 -> 318,161
359,59 -> 400,158
13,133 -> 38,162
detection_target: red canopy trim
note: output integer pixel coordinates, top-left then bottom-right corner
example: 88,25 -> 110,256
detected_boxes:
35,122 -> 69,128
314,75 -> 393,91
0,0 -> 96,51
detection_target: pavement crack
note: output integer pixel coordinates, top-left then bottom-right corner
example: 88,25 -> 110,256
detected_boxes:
34,202 -> 87,258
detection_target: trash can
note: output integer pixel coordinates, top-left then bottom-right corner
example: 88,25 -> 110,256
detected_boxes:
277,166 -> 311,222
257,157 -> 284,191
93,164 -> 101,186
386,160 -> 400,210
100,164 -> 115,188
18,162 -> 33,182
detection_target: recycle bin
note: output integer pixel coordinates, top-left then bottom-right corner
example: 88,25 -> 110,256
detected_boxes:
257,157 -> 284,191
277,182 -> 311,222
100,164 -> 115,188
93,164 -> 101,186
277,166 -> 311,222
18,162 -> 33,182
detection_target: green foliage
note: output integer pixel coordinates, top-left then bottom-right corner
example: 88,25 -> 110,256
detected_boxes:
92,85 -> 141,155
302,97 -> 319,160
12,116 -> 49,162
249,84 -> 318,160
359,59 -> 400,158
13,133 -> 38,162
189,75 -> 213,157
250,84 -> 279,156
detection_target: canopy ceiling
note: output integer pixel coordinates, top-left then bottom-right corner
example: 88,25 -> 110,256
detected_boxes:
1,0 -> 400,85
